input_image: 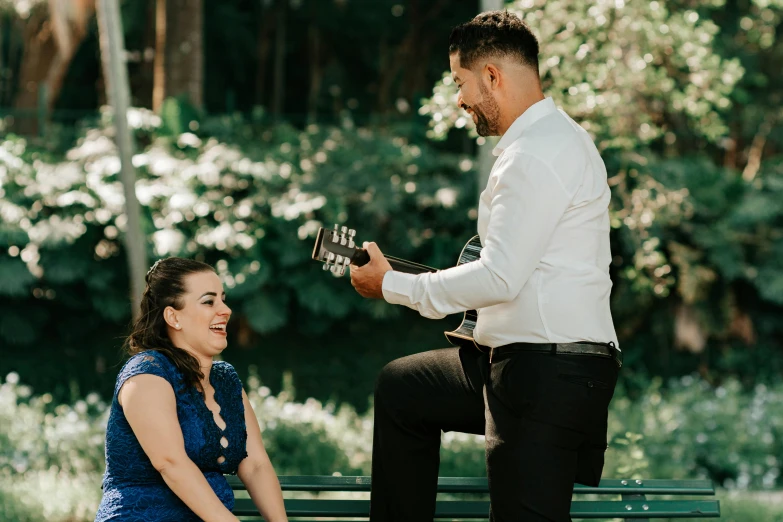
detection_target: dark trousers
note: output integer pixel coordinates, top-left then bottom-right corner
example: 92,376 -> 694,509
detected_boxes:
369,346 -> 619,522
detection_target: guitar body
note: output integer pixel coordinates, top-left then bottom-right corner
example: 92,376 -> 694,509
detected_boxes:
442,236 -> 490,353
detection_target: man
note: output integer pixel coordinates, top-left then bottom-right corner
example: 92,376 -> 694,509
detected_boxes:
350,10 -> 620,522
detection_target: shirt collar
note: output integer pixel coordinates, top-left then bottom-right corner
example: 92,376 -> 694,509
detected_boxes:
492,97 -> 557,156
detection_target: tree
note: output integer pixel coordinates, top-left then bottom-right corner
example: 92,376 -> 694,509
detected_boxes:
7,0 -> 95,134
152,0 -> 203,112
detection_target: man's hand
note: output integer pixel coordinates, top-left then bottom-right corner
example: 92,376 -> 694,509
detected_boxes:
350,242 -> 393,299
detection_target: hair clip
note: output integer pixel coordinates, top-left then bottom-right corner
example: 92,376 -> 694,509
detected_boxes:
146,259 -> 163,279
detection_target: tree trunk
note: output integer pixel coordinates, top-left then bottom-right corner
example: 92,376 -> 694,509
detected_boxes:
12,0 -> 95,135
271,0 -> 286,121
97,0 -> 147,320
307,22 -> 322,125
0,18 -> 5,105
254,5 -> 273,108
1,17 -> 23,108
152,0 -> 203,112
374,0 -> 448,116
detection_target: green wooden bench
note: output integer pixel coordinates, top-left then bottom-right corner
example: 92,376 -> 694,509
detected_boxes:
228,475 -> 720,520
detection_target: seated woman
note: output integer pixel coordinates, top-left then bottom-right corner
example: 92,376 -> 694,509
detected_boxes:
95,257 -> 287,522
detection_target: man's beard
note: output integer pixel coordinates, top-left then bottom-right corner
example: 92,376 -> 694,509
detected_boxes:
473,83 -> 501,137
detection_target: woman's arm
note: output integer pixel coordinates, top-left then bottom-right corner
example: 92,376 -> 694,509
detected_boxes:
237,389 -> 288,522
119,374 -> 240,522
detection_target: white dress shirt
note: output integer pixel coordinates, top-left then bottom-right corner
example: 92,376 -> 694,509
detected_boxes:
382,97 -> 619,349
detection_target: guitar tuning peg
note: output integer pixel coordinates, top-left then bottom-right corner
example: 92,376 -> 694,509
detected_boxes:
332,224 -> 341,243
347,229 -> 356,249
330,264 -> 343,276
322,262 -> 330,271
339,226 -> 348,246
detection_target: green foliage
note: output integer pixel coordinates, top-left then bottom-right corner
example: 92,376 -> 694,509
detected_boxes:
0,374 -> 105,522
3,98 -> 783,399
714,492 -> 783,522
159,96 -> 202,137
0,487 -> 37,522
3,371 -> 783,520
0,107 -> 476,402
0,258 -> 35,297
244,371 -> 366,475
0,377 -> 106,477
608,376 -> 783,489
603,152 -> 783,384
0,0 -> 781,517
0,0 -> 781,406
421,0 -> 742,147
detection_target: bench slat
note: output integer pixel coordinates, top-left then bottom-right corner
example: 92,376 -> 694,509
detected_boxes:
232,499 -> 720,519
577,479 -> 715,495
227,475 -> 714,495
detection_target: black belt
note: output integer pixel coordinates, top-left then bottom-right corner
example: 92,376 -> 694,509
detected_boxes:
489,341 -> 622,368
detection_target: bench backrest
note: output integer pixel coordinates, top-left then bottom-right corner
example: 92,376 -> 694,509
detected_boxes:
227,476 -> 720,520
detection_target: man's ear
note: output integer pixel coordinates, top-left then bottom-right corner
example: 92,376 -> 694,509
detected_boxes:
485,63 -> 501,89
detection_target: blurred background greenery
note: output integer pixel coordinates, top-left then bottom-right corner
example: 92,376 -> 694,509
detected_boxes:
1,0 -> 783,519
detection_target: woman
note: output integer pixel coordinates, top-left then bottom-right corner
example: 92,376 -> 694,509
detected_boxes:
95,257 -> 287,522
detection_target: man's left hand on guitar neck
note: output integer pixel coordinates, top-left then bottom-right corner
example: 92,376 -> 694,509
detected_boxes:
350,242 -> 393,299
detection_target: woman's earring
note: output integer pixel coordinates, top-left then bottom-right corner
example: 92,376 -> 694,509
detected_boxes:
175,323 -> 181,329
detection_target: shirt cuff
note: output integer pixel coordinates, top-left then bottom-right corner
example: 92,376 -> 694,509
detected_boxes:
381,270 -> 418,307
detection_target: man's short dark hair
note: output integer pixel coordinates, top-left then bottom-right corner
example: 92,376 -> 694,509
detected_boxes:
449,10 -> 539,73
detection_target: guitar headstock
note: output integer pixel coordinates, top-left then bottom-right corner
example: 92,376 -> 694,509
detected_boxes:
311,224 -> 359,277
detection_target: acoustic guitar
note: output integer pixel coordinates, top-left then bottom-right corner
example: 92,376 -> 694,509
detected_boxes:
311,225 -> 488,353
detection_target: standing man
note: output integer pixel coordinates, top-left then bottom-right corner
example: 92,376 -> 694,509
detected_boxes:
350,10 -> 621,522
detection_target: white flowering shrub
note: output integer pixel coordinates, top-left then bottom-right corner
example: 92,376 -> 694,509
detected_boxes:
4,369 -> 783,520
420,0 -> 743,148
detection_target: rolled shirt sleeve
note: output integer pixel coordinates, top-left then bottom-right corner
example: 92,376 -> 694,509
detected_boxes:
381,152 -> 574,319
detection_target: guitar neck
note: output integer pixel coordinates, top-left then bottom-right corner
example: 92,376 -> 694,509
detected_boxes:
385,255 -> 438,274
351,250 -> 437,274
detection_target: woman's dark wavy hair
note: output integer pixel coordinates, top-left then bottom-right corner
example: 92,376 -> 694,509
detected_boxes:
124,257 -> 216,391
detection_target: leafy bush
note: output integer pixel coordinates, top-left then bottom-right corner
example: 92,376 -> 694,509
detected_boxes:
4,106 -> 783,408
610,375 -> 783,489
1,0 -> 783,407
0,373 -> 106,521
713,491 -> 783,522
4,370 -> 783,521
422,0 -> 742,146
0,107 -> 477,404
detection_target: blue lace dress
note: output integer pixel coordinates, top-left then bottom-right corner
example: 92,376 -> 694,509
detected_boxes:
95,351 -> 248,521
